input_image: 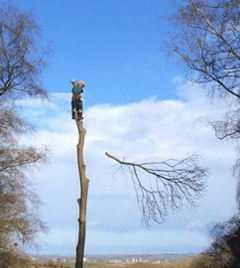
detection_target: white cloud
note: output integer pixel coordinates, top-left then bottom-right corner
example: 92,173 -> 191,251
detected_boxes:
187,220 -> 204,230
22,88 -> 237,254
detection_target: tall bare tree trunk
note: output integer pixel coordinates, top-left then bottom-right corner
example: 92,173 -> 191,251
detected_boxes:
75,120 -> 89,268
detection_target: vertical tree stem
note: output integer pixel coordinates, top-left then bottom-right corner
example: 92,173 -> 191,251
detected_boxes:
75,120 -> 89,268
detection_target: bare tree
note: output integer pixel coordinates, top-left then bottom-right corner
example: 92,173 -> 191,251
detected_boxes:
165,0 -> 240,100
0,1 -> 50,265
0,100 -> 49,260
105,152 -> 207,227
75,120 -> 89,268
164,0 -> 240,139
164,0 -> 240,209
0,0 -> 49,100
164,0 -> 240,262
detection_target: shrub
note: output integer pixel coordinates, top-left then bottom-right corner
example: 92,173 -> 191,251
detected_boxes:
191,215 -> 240,268
0,251 -> 32,268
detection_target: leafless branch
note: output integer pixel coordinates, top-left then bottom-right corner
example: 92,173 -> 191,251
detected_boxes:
0,1 -> 50,100
164,0 -> 240,100
210,108 -> 240,140
105,152 -> 208,227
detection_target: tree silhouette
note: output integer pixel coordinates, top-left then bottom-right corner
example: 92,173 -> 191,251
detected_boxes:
106,152 -> 207,227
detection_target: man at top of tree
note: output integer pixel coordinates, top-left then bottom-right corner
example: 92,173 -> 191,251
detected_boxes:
71,79 -> 85,120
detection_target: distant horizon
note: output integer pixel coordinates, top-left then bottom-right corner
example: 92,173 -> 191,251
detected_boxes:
29,239 -> 206,256
31,253 -> 199,256
30,253 -> 200,262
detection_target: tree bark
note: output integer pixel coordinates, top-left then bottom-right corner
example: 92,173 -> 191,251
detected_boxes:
75,120 -> 89,268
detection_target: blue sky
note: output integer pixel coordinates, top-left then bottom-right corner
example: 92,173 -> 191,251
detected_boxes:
10,0 -> 239,256
16,0 -> 180,106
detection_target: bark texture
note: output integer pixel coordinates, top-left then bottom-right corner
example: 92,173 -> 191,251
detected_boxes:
75,120 -> 89,268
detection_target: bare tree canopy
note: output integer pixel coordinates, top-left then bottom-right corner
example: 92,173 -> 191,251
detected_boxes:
165,0 -> 240,210
106,152 -> 207,227
0,1 -> 50,265
0,0 -> 49,100
0,100 -> 49,255
164,0 -> 240,145
165,2 -> 240,262
165,0 -> 240,100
